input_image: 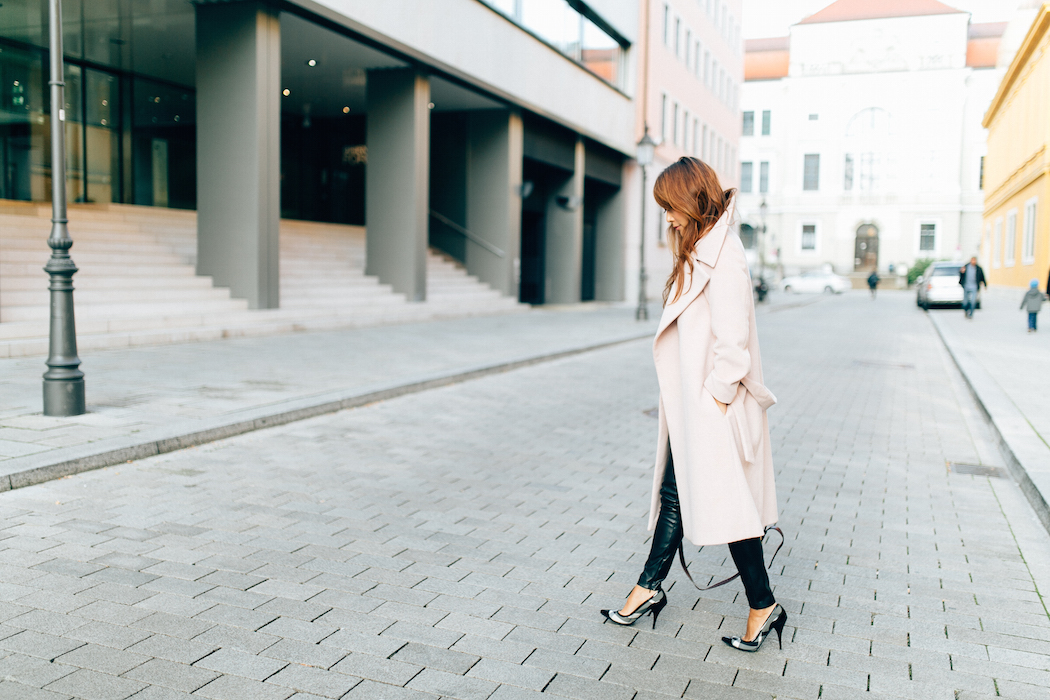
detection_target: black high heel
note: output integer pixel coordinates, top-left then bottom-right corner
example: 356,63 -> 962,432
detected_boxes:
601,588 -> 667,629
721,604 -> 787,652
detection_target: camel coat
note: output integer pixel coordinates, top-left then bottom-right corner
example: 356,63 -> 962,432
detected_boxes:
648,201 -> 779,546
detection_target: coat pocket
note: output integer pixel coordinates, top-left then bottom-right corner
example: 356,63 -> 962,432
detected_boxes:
726,385 -> 765,465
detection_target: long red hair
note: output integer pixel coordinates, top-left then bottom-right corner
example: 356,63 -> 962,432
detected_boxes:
653,157 -> 735,304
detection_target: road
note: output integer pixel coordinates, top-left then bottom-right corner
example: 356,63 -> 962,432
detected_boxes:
0,291 -> 1048,700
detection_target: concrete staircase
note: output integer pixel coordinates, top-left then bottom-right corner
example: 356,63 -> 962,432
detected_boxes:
0,201 -> 525,357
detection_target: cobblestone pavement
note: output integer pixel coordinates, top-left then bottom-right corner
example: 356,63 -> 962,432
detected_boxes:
0,291 -> 1048,699
0,306 -> 656,469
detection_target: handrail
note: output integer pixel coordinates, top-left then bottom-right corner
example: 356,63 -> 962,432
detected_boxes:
428,210 -> 505,258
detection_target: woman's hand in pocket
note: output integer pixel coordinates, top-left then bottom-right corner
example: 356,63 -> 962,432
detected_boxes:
714,398 -> 727,415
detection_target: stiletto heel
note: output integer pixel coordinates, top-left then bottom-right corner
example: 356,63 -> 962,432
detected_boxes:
721,604 -> 787,653
649,596 -> 668,629
600,588 -> 667,628
771,610 -> 787,649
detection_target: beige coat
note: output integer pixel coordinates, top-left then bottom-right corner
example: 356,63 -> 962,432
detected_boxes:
649,201 -> 779,546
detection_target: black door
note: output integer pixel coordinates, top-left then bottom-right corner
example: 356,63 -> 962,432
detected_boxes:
520,211 -> 545,304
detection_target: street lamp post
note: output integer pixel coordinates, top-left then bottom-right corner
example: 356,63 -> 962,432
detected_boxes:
759,198 -> 768,274
42,0 -> 85,416
635,127 -> 656,321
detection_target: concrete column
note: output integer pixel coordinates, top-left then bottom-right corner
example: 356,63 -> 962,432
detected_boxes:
366,69 -> 430,301
465,111 -> 523,297
593,185 -> 626,301
195,2 -> 280,309
545,138 -> 585,303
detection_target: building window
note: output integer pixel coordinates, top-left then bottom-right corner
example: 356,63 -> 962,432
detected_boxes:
741,162 -> 753,193
761,110 -> 771,136
704,51 -> 710,86
1023,197 -> 1037,264
673,102 -> 680,146
742,111 -> 754,136
663,4 -> 670,45
695,41 -> 701,75
701,124 -> 708,160
844,154 -> 854,191
808,114 -> 818,121
674,18 -> 681,56
1005,209 -> 1017,266
759,162 -> 769,193
682,109 -> 689,151
979,156 -> 985,190
993,217 -> 1003,267
661,93 -> 668,143
801,224 -> 817,251
692,118 -> 699,156
684,29 -> 691,64
803,154 -> 820,191
919,223 -> 936,252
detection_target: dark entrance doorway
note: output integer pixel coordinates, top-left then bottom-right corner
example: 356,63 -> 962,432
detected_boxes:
519,157 -> 572,304
854,224 -> 879,271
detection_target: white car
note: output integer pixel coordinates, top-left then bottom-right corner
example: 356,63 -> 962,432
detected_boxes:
916,261 -> 980,309
780,271 -> 850,294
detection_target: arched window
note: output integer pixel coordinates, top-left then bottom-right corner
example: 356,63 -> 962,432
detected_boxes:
844,108 -> 891,192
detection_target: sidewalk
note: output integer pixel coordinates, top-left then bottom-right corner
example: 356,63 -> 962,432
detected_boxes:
0,304 -> 659,491
928,286 -> 1050,533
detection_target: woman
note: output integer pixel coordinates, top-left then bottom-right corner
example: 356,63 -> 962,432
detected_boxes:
601,157 -> 785,652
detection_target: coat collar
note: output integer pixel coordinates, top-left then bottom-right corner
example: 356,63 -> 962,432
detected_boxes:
654,198 -> 736,342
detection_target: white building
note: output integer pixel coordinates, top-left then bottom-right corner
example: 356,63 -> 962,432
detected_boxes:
737,0 -> 1005,281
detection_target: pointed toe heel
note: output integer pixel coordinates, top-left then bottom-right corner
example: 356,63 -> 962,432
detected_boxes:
722,605 -> 787,653
599,588 -> 666,628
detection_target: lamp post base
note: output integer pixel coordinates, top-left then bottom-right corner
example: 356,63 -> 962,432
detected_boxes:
43,378 -> 85,417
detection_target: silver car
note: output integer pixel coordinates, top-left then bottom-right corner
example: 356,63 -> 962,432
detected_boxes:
916,262 -> 980,309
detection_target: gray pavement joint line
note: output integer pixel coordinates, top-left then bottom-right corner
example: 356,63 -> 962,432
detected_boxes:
0,330 -> 654,494
988,478 -> 1050,623
928,312 -> 1050,536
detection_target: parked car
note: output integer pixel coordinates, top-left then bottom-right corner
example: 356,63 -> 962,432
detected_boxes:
780,271 -> 850,294
916,261 -> 980,309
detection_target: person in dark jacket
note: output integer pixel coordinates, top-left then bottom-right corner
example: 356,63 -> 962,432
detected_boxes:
959,257 -> 986,319
867,270 -> 879,299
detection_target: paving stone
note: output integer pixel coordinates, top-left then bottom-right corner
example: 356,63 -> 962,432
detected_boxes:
330,651 -> 423,686
391,642 -> 480,674
43,668 -> 147,700
543,672 -> 635,700
122,657 -> 219,693
192,674 -> 294,700
405,668 -> 498,700
125,634 -> 217,664
341,679 -> 439,699
0,651 -> 78,687
194,646 -> 288,681
465,657 -> 553,690
55,643 -> 151,675
0,630 -> 83,661
266,664 -> 361,698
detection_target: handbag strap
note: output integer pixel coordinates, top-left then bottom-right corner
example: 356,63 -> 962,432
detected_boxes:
677,525 -> 785,591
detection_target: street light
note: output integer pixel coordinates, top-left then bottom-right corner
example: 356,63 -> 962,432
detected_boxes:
42,0 -> 85,416
759,198 -> 768,273
636,126 -> 657,321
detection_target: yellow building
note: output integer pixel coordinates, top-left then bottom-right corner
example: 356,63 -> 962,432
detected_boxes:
983,4 -> 1050,289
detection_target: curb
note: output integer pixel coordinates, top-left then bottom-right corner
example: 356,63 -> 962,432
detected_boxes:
928,312 -> 1050,535
0,331 -> 653,493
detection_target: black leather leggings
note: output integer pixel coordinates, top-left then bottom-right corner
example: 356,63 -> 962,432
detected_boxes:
637,449 -> 776,610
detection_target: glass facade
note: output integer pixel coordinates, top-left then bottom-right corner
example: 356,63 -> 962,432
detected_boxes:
0,34 -> 196,208
480,0 -> 627,89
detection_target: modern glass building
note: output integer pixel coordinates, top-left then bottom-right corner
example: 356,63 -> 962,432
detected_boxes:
0,0 -> 637,308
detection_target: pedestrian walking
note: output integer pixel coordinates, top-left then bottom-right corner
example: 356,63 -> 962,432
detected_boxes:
867,270 -> 880,299
959,256 -> 986,319
600,157 -> 785,653
1021,279 -> 1045,333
